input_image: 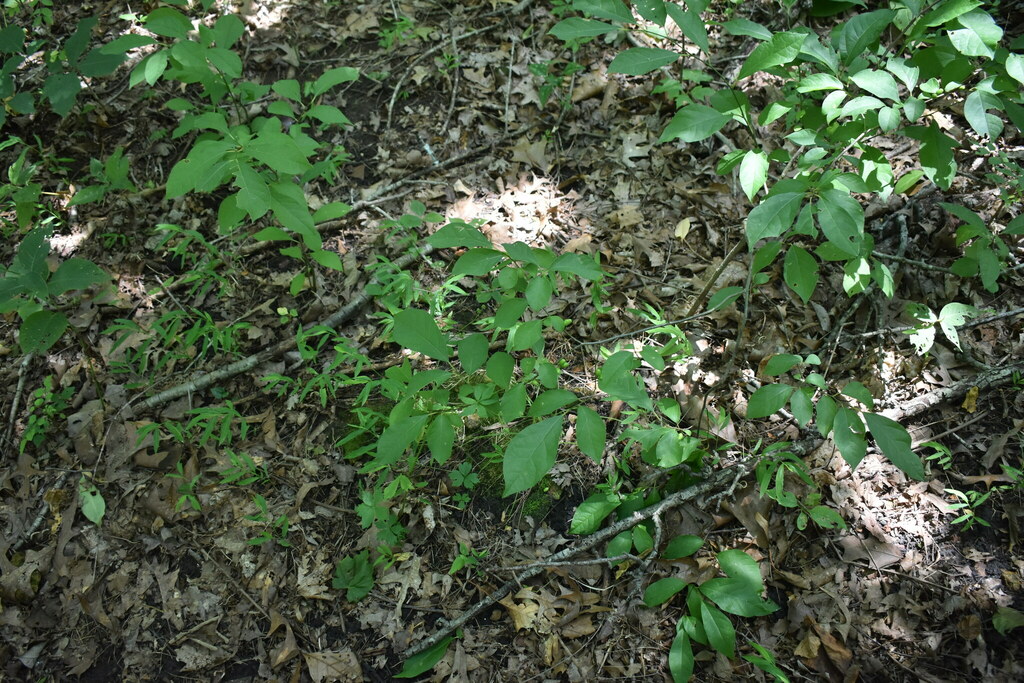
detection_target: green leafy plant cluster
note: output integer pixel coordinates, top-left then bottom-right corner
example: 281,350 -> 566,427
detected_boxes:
549,0 -> 1024,485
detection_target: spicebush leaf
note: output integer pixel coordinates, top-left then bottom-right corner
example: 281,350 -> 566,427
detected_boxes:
747,384 -> 794,419
599,351 -> 653,411
247,130 -> 312,175
609,47 -> 678,75
833,407 -> 867,470
453,248 -> 506,276
701,602 -> 735,658
816,189 -> 864,256
745,192 -> 804,248
426,414 -> 456,465
643,577 -> 688,607
664,534 -> 703,559
457,333 -> 489,373
528,389 -> 578,418
700,578 -> 778,617
144,7 -> 193,39
905,123 -> 958,190
721,18 -> 772,40
937,302 -> 977,350
573,0 -> 634,23
666,5 -> 710,53
739,150 -> 768,201
669,631 -> 694,683
47,259 -> 105,298
549,18 -> 618,41
576,406 -> 606,462
429,221 -> 492,248
503,416 -> 563,496
850,68 -> 900,100
570,492 -> 620,534
312,66 -> 359,95
783,246 -> 818,303
269,181 -> 319,248
836,10 -> 895,64
658,104 -> 731,144
373,414 -> 429,469
863,412 -> 925,480
20,310 -> 68,354
738,31 -> 806,79
717,549 -> 767,593
633,0 -> 667,25
396,637 -> 453,678
947,10 -> 1002,58
79,480 -> 105,525
392,309 -> 451,360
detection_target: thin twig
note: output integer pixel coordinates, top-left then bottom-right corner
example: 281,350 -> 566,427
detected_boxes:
404,463 -> 750,658
3,353 -> 34,458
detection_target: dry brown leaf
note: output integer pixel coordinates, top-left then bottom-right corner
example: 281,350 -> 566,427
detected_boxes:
499,595 -> 539,631
303,649 -> 363,682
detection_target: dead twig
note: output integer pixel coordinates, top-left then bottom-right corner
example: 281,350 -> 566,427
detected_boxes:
404,462 -> 752,658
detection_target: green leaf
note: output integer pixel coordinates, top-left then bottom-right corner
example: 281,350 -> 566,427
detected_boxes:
306,104 -> 350,126
312,66 -> 359,96
232,162 -> 271,220
668,630 -> 694,683
525,276 -> 554,312
501,382 -> 528,422
206,47 -> 242,78
964,90 -> 1003,139
429,221 -> 492,248
486,352 -> 514,389
796,73 -> 844,92
79,479 -> 105,525
48,259 -> 107,296
573,0 -> 634,23
372,414 -> 429,469
503,416 -> 563,496
739,151 -> 768,201
549,18 -> 618,41
1006,54 -> 1024,85
807,505 -> 846,529
426,414 -> 456,465
666,5 -> 710,53
609,47 -> 678,75
272,78 -> 302,101
42,73 -> 80,117
165,139 -> 233,198
745,192 -> 804,248
644,577 -> 688,607
607,530 -> 632,557
905,123 -> 958,190
599,351 -> 653,411
816,189 -> 864,256
457,333 -> 489,373
790,387 -> 814,427
658,104 -> 732,144
937,302 -> 977,350
633,0 -> 667,25
836,10 -> 895,65
921,0 -> 982,27
947,10 -> 1002,58
392,309 -> 451,360
701,602 -> 735,658
453,248 -> 505,276
816,394 -> 837,436
310,248 -> 343,271
570,492 -> 620,534
699,578 -> 778,617
576,406 -> 606,462
783,246 -> 818,303
833,407 -> 867,470
633,522 -> 654,555
270,181 -> 319,248
312,201 -> 351,222
705,286 -> 743,312
663,534 -> 703,559
0,25 -> 26,52
850,69 -> 900,101
747,384 -> 794,419
68,186 -> 107,206
993,607 -> 1024,635
332,551 -> 375,602
863,412 -> 925,480
841,380 -> 874,409
721,19 -> 772,40
763,354 -> 803,376
247,130 -> 312,175
20,310 -> 68,354
551,253 -> 604,280
528,389 -> 578,418
145,7 -> 193,39
738,31 -> 805,79
717,549 -> 766,593
211,14 -> 244,48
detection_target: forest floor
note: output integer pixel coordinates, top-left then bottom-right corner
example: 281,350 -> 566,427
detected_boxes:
2,0 -> 1024,681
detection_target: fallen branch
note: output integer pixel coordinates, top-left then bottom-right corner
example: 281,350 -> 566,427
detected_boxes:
130,245 -> 435,414
880,358 -> 1024,422
404,461 -> 752,658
